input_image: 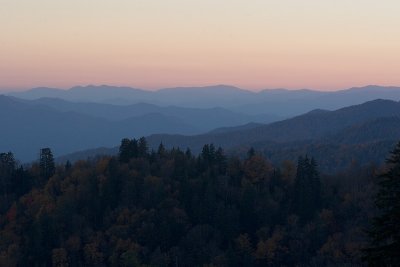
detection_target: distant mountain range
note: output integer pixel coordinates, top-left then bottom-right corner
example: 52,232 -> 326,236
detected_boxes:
59,99 -> 400,171
0,95 -> 274,161
6,84 -> 400,116
22,97 -> 276,130
2,84 -> 400,166
144,98 -> 400,145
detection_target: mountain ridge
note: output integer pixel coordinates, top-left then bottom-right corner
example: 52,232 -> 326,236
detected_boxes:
7,84 -> 400,116
0,95 -> 278,161
55,98 -> 400,172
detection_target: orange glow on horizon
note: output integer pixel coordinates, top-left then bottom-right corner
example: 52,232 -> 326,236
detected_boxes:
1,0 -> 400,91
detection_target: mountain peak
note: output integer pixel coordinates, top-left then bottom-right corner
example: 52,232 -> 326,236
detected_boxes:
348,85 -> 399,91
158,84 -> 246,93
69,85 -> 143,91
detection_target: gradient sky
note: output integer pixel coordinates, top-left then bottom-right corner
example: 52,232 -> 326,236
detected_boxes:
1,0 -> 400,91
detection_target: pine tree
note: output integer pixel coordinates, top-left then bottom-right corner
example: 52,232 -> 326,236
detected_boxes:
364,142 -> 400,266
0,152 -> 16,205
138,137 -> 148,157
119,138 -> 132,163
119,138 -> 142,162
202,144 -> 215,162
157,143 -> 166,157
130,139 -> 139,158
293,156 -> 321,222
215,147 -> 227,173
39,148 -> 55,179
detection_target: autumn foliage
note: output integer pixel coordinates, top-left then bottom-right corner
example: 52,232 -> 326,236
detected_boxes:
0,140 -> 381,266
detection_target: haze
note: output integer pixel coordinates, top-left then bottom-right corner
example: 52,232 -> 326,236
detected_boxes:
1,0 -> 400,91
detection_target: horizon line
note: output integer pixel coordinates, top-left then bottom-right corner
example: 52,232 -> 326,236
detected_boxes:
1,83 -> 399,93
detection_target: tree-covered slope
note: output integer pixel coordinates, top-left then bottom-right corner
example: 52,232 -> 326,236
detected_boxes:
0,140 -> 379,266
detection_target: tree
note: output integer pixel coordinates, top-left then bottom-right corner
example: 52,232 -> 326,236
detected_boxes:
0,152 -> 16,207
40,148 -> 55,179
0,152 -> 16,170
138,137 -> 148,157
157,143 -> 166,157
293,156 -> 321,222
119,138 -> 144,162
215,147 -> 227,174
119,138 -> 132,163
201,144 -> 216,163
364,142 -> 400,266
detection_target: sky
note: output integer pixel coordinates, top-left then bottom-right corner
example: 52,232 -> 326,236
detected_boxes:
1,0 -> 400,91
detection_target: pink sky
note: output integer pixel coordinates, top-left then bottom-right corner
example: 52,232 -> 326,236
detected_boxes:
1,0 -> 400,91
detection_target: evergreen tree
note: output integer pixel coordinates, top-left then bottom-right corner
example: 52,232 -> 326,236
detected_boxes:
215,147 -> 227,173
39,148 -> 55,179
364,142 -> 400,266
202,144 -> 216,163
119,138 -> 143,162
138,137 -> 148,157
130,138 -> 139,158
293,156 -> 321,222
0,152 -> 16,207
0,152 -> 16,169
119,138 -> 132,163
199,144 -> 217,172
157,143 -> 166,157
185,148 -> 192,159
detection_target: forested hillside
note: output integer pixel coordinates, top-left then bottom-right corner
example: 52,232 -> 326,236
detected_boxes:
0,138 -> 380,266
144,99 -> 400,171
60,99 -> 400,172
147,99 -> 400,148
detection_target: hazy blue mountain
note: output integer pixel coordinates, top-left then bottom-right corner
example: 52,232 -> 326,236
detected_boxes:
56,146 -> 119,164
57,99 -> 400,171
16,97 -> 279,132
0,95 -> 197,161
9,85 -> 250,106
142,99 -> 400,170
231,85 -> 400,116
8,85 -> 152,104
145,99 -> 400,150
310,85 -> 400,112
7,84 -> 400,117
0,95 -> 280,161
7,87 -> 66,99
154,85 -> 256,107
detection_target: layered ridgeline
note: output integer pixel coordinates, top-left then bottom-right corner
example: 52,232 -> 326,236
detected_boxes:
3,85 -> 400,165
147,99 -> 400,171
61,99 -> 400,171
7,84 -> 400,116
0,96 -> 274,162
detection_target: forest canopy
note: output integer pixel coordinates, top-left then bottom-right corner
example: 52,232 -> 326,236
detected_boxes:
0,138 -> 391,266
